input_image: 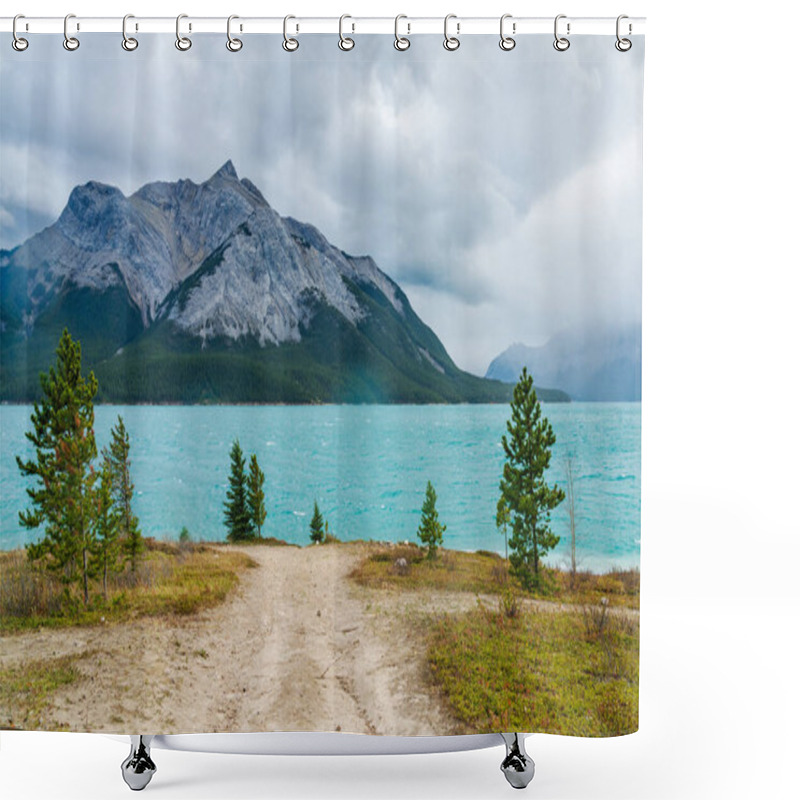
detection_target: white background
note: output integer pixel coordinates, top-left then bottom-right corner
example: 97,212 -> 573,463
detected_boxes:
2,1 -> 799,799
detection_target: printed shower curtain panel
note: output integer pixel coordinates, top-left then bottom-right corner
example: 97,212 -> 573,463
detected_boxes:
0,30 -> 643,743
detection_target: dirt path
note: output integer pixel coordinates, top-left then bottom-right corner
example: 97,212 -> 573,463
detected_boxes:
1,544 -> 639,734
0,544 -> 458,734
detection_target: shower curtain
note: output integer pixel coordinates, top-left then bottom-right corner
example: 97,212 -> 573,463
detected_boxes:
0,28 -> 643,739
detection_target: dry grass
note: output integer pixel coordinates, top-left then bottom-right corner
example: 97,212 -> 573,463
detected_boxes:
349,545 -> 639,609
217,536 -> 299,548
553,567 -> 641,610
0,541 -> 257,633
0,550 -> 64,619
349,544 -> 515,595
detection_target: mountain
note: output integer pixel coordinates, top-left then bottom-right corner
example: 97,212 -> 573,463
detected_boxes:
1,162 -> 568,404
485,323 -> 641,401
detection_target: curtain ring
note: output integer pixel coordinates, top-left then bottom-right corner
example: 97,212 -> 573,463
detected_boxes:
122,14 -> 138,51
499,14 -> 515,51
63,13 -> 80,51
394,14 -> 410,51
226,15 -> 243,52
283,15 -> 299,51
553,14 -> 570,51
175,14 -> 192,51
615,15 -> 632,51
12,14 -> 29,51
443,14 -> 460,51
339,14 -> 355,51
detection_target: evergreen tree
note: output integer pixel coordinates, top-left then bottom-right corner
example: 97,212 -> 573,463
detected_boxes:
104,416 -> 143,572
17,329 -> 99,607
224,439 -> 254,541
498,367 -> 565,589
309,501 -> 325,544
417,481 -> 446,559
246,454 -> 267,538
94,460 -> 121,601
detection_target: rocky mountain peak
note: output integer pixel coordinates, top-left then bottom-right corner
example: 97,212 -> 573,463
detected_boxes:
3,162 -> 407,343
60,181 -> 126,230
211,159 -> 239,181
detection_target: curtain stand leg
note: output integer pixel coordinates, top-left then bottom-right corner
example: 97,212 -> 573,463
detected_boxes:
500,733 -> 535,789
121,735 -> 156,791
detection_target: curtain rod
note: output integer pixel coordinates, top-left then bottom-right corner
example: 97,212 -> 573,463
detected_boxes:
0,16 -> 645,36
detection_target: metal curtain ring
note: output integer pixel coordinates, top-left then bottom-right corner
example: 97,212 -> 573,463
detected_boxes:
175,14 -> 192,51
499,14 -> 515,51
553,14 -> 570,51
122,14 -> 138,51
226,15 -> 243,51
615,14 -> 632,51
63,13 -> 80,51
443,14 -> 460,51
12,14 -> 29,51
339,14 -> 354,50
283,15 -> 299,51
394,14 -> 410,51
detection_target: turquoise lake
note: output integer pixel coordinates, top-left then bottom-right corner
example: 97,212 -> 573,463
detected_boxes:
0,403 -> 640,571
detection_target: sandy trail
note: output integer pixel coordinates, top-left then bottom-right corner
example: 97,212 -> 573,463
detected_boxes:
1,543 -> 638,734
0,544 -> 458,735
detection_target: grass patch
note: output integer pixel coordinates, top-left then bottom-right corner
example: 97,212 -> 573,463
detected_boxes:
350,545 -> 639,609
349,544 -> 511,594
428,605 -> 638,736
0,541 -> 256,633
0,652 -> 88,730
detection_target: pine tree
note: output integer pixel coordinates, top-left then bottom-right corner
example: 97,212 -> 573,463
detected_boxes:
498,367 -> 565,589
309,501 -> 324,544
224,439 -> 254,541
17,328 -> 99,607
104,416 -> 143,572
417,481 -> 446,559
94,460 -> 121,601
246,454 -> 267,538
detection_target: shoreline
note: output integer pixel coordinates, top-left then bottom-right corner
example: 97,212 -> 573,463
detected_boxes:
0,537 -> 641,575
0,401 -> 580,408
1,400 -> 648,408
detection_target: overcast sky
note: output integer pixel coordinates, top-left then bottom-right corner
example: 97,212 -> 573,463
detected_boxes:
0,33 -> 643,375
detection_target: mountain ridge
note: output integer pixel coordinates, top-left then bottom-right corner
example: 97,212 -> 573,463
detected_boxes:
1,162 -> 569,405
485,323 -> 641,402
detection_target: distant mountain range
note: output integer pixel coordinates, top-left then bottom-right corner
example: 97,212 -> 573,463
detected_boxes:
0,162 -> 568,404
485,323 -> 641,401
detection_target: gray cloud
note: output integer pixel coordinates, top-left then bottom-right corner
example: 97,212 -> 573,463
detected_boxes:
1,33 -> 643,374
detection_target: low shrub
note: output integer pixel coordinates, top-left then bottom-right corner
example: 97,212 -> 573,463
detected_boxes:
499,587 -> 521,619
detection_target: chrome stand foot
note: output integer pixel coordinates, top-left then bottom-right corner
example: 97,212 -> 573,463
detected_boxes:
121,735 -> 156,791
500,733 -> 535,789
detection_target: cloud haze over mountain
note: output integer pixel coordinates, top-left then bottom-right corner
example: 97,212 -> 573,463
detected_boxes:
0,34 -> 642,375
